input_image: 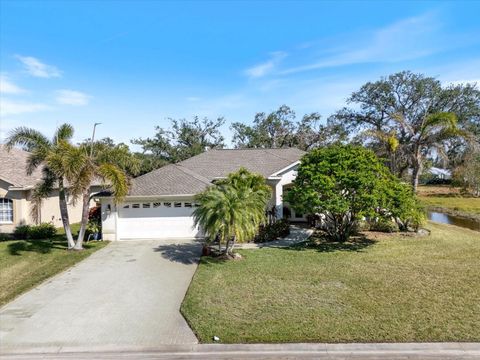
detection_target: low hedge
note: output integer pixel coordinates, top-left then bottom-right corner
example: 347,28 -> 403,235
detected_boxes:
254,219 -> 290,243
13,223 -> 57,240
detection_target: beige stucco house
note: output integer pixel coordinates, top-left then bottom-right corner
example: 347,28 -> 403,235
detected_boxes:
101,148 -> 306,241
0,146 -> 102,234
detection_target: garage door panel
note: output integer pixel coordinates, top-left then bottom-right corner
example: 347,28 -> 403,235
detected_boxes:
117,201 -> 201,240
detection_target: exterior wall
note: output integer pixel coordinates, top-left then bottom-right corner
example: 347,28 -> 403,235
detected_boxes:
0,179 -> 30,233
0,182 -> 104,234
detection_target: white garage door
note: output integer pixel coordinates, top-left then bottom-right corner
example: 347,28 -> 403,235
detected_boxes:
117,200 -> 201,240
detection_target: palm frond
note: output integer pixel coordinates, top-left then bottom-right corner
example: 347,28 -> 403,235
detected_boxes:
53,123 -> 74,144
5,126 -> 51,152
98,163 -> 129,203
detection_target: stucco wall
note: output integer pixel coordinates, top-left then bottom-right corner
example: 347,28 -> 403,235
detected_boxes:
0,182 -> 104,234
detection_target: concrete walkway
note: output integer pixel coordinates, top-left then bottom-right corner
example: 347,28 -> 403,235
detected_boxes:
236,225 -> 313,249
1,343 -> 479,359
0,239 -> 202,352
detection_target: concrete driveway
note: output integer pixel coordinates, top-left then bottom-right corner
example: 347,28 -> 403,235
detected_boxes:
0,239 -> 202,351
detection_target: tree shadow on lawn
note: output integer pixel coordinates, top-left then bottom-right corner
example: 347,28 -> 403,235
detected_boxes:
285,232 -> 377,253
153,240 -> 203,265
7,235 -> 95,256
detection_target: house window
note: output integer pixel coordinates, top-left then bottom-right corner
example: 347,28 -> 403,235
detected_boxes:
194,203 -> 200,207
143,203 -> 151,208
153,202 -> 161,208
123,204 -> 130,209
184,202 -> 192,208
132,204 -> 140,209
163,202 -> 172,207
0,198 -> 13,223
174,202 -> 182,208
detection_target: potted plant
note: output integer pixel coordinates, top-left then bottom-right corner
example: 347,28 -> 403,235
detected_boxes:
86,221 -> 101,240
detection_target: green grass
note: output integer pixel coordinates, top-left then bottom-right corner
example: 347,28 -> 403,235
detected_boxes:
417,185 -> 480,216
0,224 -> 108,306
182,222 -> 480,343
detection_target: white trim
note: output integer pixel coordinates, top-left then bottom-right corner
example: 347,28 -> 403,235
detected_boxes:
268,161 -> 300,178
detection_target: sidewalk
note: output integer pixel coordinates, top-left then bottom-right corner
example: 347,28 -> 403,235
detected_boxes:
1,342 -> 479,359
236,225 -> 314,249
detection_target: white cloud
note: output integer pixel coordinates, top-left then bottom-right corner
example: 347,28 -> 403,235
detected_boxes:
16,55 -> 62,78
281,12 -> 443,75
186,96 -> 201,102
55,89 -> 91,106
0,74 -> 25,94
244,51 -> 287,78
0,98 -> 51,116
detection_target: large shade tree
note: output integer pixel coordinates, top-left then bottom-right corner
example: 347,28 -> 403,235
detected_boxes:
231,105 -> 347,150
132,116 -> 226,166
331,71 -> 480,192
193,168 -> 271,256
6,124 -> 77,248
285,145 -> 422,241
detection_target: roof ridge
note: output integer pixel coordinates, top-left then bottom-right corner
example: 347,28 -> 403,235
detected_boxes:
175,164 -> 212,185
263,148 -> 300,162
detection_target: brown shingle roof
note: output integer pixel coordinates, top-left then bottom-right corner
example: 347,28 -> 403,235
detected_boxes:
129,148 -> 305,196
0,145 -> 104,189
0,145 -> 44,187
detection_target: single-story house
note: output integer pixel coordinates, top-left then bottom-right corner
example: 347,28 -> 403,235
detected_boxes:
426,167 -> 452,180
101,148 -> 306,241
0,146 -> 102,234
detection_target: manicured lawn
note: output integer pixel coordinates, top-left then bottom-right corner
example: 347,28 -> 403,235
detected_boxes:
418,185 -> 480,217
182,222 -> 480,343
0,224 -> 108,306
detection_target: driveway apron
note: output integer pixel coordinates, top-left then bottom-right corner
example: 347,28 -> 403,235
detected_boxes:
0,239 -> 201,351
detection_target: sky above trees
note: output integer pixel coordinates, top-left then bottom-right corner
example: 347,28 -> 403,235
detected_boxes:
1,0 -> 479,148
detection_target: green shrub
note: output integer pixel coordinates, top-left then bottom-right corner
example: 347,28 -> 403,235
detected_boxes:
255,219 -> 290,243
13,223 -> 57,239
13,225 -> 31,239
29,223 -> 57,239
367,218 -> 398,233
0,232 -> 12,241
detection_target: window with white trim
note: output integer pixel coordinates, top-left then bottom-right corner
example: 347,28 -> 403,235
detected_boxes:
123,204 -> 130,208
0,198 -> 13,223
153,202 -> 161,208
184,202 -> 192,208
132,204 -> 140,209
174,202 -> 182,208
163,202 -> 172,207
143,203 -> 151,208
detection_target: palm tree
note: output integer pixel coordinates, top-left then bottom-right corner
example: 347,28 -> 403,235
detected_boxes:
193,168 -> 271,256
6,124 -> 77,248
394,112 -> 463,192
48,141 -> 133,250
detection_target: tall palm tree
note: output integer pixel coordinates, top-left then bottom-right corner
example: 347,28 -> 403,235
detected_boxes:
193,168 -> 271,256
6,124 -> 77,248
48,141 -> 133,250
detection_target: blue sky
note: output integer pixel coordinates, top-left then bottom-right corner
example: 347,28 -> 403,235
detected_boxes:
1,0 -> 479,148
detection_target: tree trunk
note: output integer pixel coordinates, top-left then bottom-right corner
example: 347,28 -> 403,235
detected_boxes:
225,235 -> 236,256
58,179 -> 75,249
411,153 -> 422,193
74,191 -> 90,250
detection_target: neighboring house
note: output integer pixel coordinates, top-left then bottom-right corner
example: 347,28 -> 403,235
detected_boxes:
0,146 -> 102,233
101,148 -> 306,241
426,167 -> 452,180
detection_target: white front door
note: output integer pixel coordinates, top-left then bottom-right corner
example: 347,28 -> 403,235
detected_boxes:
117,200 -> 200,240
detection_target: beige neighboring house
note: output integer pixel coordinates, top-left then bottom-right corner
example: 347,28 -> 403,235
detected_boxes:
0,146 -> 102,234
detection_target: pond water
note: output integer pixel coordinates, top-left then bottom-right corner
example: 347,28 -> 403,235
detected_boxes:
427,211 -> 480,232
